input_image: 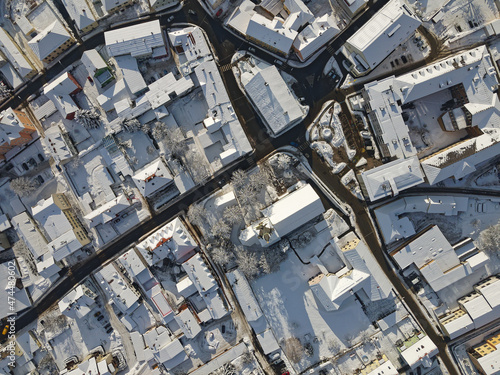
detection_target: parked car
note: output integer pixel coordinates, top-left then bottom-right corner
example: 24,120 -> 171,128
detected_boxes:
94,311 -> 101,317
36,175 -> 44,185
167,15 -> 174,22
106,327 -> 114,334
87,76 -> 94,83
188,9 -> 197,16
97,315 -> 104,321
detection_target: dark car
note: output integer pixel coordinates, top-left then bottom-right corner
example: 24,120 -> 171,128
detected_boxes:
106,327 -> 114,334
87,76 -> 94,83
94,311 -> 101,317
97,315 -> 104,321
36,175 -> 44,184
104,323 -> 111,329
38,153 -> 45,162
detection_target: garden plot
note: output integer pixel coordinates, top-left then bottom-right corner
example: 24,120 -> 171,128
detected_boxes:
405,90 -> 468,158
251,254 -> 374,372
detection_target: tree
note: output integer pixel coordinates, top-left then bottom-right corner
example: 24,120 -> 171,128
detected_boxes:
141,123 -> 151,134
259,253 -> 271,274
151,121 -> 169,140
284,337 -> 303,363
211,363 -> 236,375
211,246 -> 232,266
165,127 -> 187,157
328,339 -> 341,354
223,205 -> 243,225
359,330 -> 371,344
231,169 -> 247,190
259,246 -> 285,273
477,221 -> 500,259
187,203 -> 207,227
75,109 -> 102,129
10,177 -> 38,197
211,219 -> 231,239
274,153 -> 293,171
122,118 -> 141,132
235,247 -> 259,278
146,145 -> 156,155
247,170 -> 267,193
0,82 -> 12,100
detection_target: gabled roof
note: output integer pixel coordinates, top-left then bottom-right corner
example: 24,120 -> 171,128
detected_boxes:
132,159 -> 173,197
0,28 -> 34,78
105,20 -> 164,57
0,108 -> 28,146
28,21 -> 72,61
83,194 -> 130,227
61,0 -> 96,31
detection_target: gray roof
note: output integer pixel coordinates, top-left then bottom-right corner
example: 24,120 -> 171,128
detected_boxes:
28,21 -> 72,61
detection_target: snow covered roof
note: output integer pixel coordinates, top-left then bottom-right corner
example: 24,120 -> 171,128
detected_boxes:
0,214 -> 10,232
439,309 -> 475,339
133,159 -> 173,197
345,0 -> 420,68
246,14 -> 297,55
364,359 -> 398,375
401,336 -> 438,370
43,72 -> 80,118
459,292 -> 500,328
175,307 -> 202,339
58,284 -> 95,319
190,342 -> 247,375
114,55 -> 147,95
195,59 -> 231,113
477,349 -> 500,375
83,194 -> 130,227
182,254 -> 216,293
32,195 -> 72,240
157,338 -> 187,369
105,20 -> 164,58
227,270 -> 264,325
48,229 -> 84,262
61,0 -> 96,31
145,72 -> 194,109
0,260 -> 31,319
476,276 -> 500,309
11,212 -> 48,260
360,156 -> 424,201
97,79 -> 129,112
118,249 -> 147,278
244,65 -> 304,136
16,331 -> 39,361
0,108 -> 31,148
293,14 -> 340,61
257,329 -> 280,354
36,253 -> 60,279
137,217 -> 197,266
81,49 -> 107,76
168,26 -> 212,73
177,276 -> 197,297
225,0 -> 255,36
0,28 -> 34,79
28,20 -> 72,61
103,0 -> 130,11
95,264 -> 140,314
150,286 -> 173,318
42,125 -> 73,163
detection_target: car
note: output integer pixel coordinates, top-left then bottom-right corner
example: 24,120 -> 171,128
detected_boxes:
2,325 -> 8,335
104,323 -> 111,329
163,70 -> 168,75
248,47 -> 256,53
87,76 -> 94,83
106,327 -> 114,334
401,55 -> 408,64
115,218 -> 121,224
167,15 -> 174,22
282,372 -> 290,375
215,8 -> 223,17
290,141 -> 299,147
36,175 -> 44,184
274,59 -> 284,66
188,9 -> 197,16
38,153 -> 45,162
97,315 -> 104,321
218,178 -> 226,186
22,163 -> 29,171
221,325 -> 226,334
360,130 -> 371,139
94,311 -> 101,317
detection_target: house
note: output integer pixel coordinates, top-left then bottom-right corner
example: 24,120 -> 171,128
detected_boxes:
95,263 -> 140,314
66,355 -> 117,375
136,217 -> 197,266
439,308 -> 475,340
468,331 -> 500,375
11,212 -> 48,260
97,79 -> 130,112
36,253 -> 61,279
114,55 -> 148,95
240,183 -> 324,247
58,284 -> 96,319
83,194 -> 130,228
41,125 -> 74,164
340,0 -> 420,75
103,0 -> 134,14
61,0 -> 98,34
150,0 -> 179,11
28,20 -> 75,65
132,159 -> 173,198
43,72 -> 82,120
0,108 -> 37,160
243,65 -> 305,137
105,20 -> 166,59
175,306 -> 202,339
32,193 -> 90,262
0,28 -> 37,88
0,260 -> 31,319
81,49 -> 114,87
337,0 -> 368,17
143,326 -> 188,370
145,73 -> 194,110
400,335 -> 438,370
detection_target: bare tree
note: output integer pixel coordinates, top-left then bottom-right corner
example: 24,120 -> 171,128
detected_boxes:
477,221 -> 500,259
223,205 -> 244,225
10,177 -> 38,197
187,203 -> 207,227
165,127 -> 187,157
185,150 -> 210,183
259,253 -> 271,274
151,121 -> 169,140
211,246 -> 232,266
259,246 -> 285,273
75,109 -> 102,129
328,339 -> 341,353
211,219 -> 231,240
359,330 -> 371,344
211,363 -> 236,375
141,123 -> 151,134
122,118 -> 141,132
344,334 -> 356,348
146,145 -> 156,155
247,170 -> 267,193
274,153 -> 293,171
231,169 -> 247,190
235,247 -> 259,279
284,337 -> 304,363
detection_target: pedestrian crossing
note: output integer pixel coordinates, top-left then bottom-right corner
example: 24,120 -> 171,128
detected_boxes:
326,45 -> 336,56
298,141 -> 310,151
220,64 -> 234,72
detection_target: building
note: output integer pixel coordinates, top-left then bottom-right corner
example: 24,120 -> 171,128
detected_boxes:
340,0 -> 420,75
81,49 -> 114,87
175,306 -> 202,339
458,292 -> 500,330
469,331 -> 500,375
361,45 -> 500,186
11,212 -> 48,260
28,20 -> 75,65
61,0 -> 98,34
95,263 -> 140,314
143,327 -> 188,370
145,73 -> 194,110
0,28 -> 37,88
150,0 -> 179,11
41,125 -> 74,164
36,253 -> 61,279
32,193 -> 90,262
83,194 -> 130,228
390,225 -> 488,293
0,108 -> 37,160
97,79 -> 130,112
439,308 -> 475,340
400,335 -> 438,370
337,0 -> 368,17
114,55 -> 148,95
43,72 -> 82,120
240,183 -> 324,247
359,156 -> 424,201
103,0 -> 134,14
105,20 -> 166,59
132,159 -> 173,198
292,14 -> 339,61
66,355 -> 117,375
309,231 -> 392,311
244,65 -> 305,137
137,217 -> 197,266
58,284 -> 96,319
0,260 -> 31,319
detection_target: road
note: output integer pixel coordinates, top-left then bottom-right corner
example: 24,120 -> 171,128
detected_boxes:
9,2 -> 462,374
